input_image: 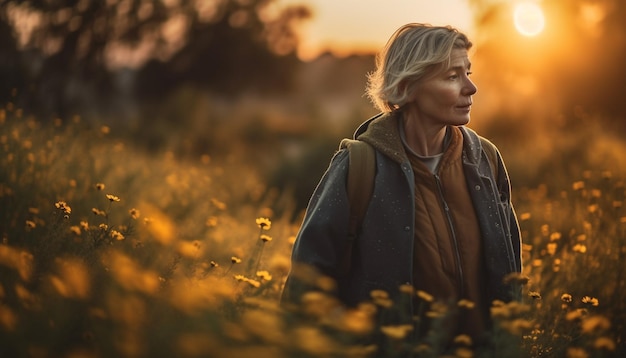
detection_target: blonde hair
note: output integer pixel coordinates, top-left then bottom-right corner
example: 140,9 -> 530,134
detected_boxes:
366,23 -> 473,113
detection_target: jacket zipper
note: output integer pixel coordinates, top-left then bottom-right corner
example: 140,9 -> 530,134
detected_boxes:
434,174 -> 465,298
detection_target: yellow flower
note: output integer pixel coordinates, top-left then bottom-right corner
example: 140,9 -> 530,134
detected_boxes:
416,290 -> 434,302
256,271 -> 272,281
380,324 -> 413,340
210,261 -> 219,268
80,221 -> 89,230
593,337 -> 616,351
110,230 -> 124,241
572,181 -> 585,191
547,242 -> 557,255
231,256 -> 242,264
106,194 -> 120,202
55,201 -> 71,215
454,334 -> 473,346
581,315 -> 611,333
69,226 -> 81,235
95,183 -> 105,191
205,216 -> 218,227
99,224 -> 108,231
529,291 -> 542,300
129,208 -> 140,220
573,244 -> 587,253
25,220 -> 36,229
582,296 -> 599,306
91,208 -> 106,217
561,293 -> 573,303
255,217 -> 271,230
519,212 -> 531,221
260,234 -> 272,243
458,299 -> 475,309
211,198 -> 227,210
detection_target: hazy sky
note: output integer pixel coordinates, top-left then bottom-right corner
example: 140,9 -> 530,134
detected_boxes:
278,0 -> 474,60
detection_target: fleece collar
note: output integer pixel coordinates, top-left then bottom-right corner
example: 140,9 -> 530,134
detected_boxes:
353,111 -> 483,167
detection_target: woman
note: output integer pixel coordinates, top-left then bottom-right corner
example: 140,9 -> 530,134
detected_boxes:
282,23 -> 522,349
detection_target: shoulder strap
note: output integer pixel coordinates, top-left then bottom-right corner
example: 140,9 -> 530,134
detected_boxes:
338,138 -> 376,277
342,139 -> 376,239
479,136 -> 499,182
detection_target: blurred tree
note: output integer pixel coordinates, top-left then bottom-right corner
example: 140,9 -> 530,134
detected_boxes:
469,0 -> 626,128
0,0 -> 310,119
135,0 -> 311,100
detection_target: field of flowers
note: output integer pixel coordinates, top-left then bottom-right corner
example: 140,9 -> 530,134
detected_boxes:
0,101 -> 625,357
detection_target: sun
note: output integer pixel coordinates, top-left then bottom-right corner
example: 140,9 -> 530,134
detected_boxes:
513,2 -> 546,37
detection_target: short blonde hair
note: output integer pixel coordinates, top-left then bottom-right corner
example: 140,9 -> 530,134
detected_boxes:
366,23 -> 473,113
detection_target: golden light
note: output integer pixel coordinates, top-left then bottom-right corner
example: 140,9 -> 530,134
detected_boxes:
513,2 -> 546,37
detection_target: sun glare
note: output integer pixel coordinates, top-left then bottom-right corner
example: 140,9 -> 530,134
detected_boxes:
513,2 -> 545,37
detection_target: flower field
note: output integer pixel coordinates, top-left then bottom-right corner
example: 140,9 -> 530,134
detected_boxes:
1,103 -> 625,358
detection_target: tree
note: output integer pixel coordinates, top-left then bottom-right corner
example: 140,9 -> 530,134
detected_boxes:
0,0 -> 310,119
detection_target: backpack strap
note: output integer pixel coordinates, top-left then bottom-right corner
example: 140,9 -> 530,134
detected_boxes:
339,138 -> 376,277
341,139 -> 376,239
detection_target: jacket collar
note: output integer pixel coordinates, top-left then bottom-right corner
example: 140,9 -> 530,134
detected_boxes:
354,111 -> 484,167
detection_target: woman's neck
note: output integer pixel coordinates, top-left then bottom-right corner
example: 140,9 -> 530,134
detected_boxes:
401,111 -> 447,157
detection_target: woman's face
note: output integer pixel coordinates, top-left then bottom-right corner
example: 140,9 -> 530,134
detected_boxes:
408,48 -> 477,127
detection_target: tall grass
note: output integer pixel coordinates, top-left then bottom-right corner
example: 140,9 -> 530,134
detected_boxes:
0,103 -> 624,357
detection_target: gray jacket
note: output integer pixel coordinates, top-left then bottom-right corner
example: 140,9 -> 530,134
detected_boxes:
282,112 -> 522,312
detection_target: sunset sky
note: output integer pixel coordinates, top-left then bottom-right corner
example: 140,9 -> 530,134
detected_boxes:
278,0 -> 475,60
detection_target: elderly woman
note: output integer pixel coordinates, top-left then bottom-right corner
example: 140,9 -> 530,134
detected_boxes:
282,23 -> 522,350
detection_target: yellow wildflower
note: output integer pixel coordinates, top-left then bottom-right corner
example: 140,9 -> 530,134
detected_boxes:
256,271 -> 272,281
55,201 -> 71,215
80,221 -> 89,230
572,181 -> 585,191
380,324 -> 413,340
231,257 -> 242,264
547,243 -> 557,255
260,234 -> 272,243
205,216 -> 218,227
593,337 -> 616,351
454,334 -> 473,346
69,226 -> 81,235
582,296 -> 599,306
416,290 -> 434,302
529,291 -> 542,300
99,224 -> 108,231
210,261 -> 219,268
106,194 -> 120,202
91,208 -> 106,217
573,244 -> 587,253
582,315 -> 610,333
458,299 -> 475,309
95,183 -> 105,191
519,212 -> 531,221
561,293 -> 573,303
25,220 -> 36,229
255,217 -> 271,230
110,230 -> 124,241
129,208 -> 140,220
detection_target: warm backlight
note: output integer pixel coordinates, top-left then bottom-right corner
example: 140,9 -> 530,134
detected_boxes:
513,2 -> 545,37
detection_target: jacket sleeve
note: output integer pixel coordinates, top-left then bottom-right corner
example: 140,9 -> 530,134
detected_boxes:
494,146 -> 523,274
281,149 -> 353,304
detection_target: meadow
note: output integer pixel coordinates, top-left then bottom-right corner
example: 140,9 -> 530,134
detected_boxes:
1,97 -> 625,358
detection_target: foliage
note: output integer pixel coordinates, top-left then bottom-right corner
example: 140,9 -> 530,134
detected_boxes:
0,0 -> 311,118
1,100 -> 625,357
